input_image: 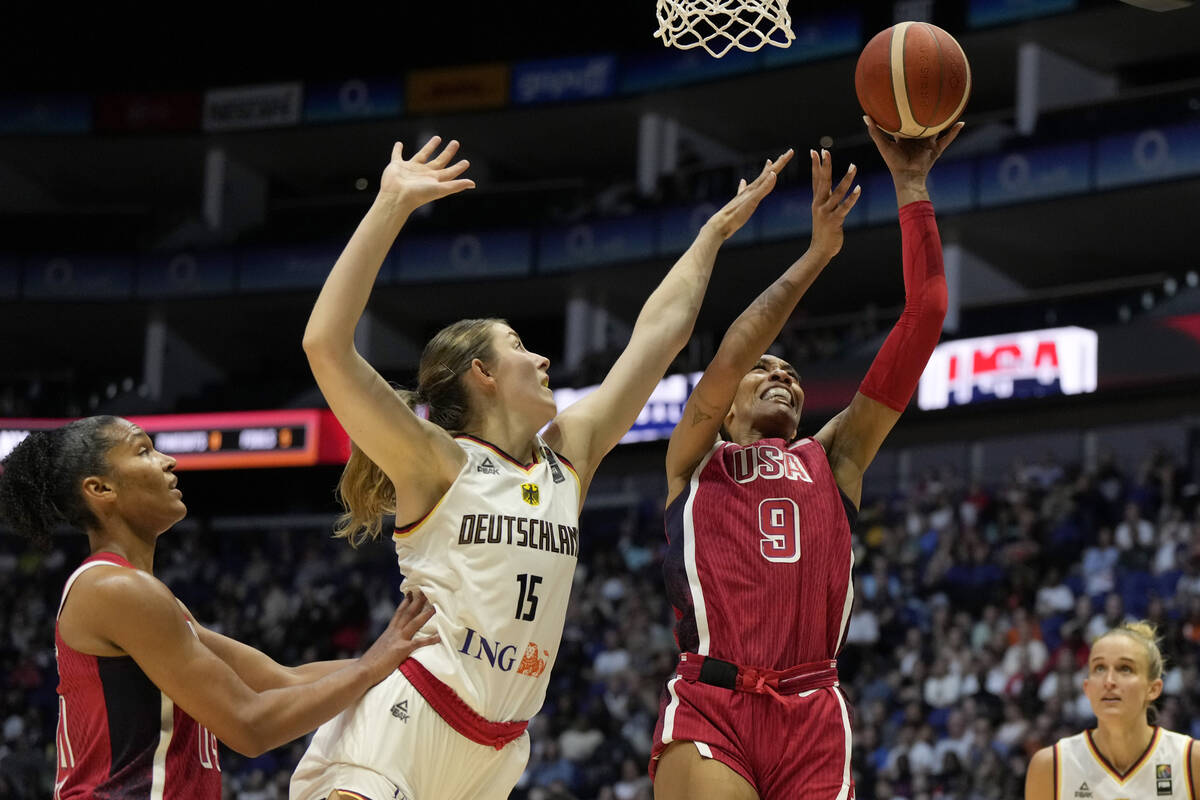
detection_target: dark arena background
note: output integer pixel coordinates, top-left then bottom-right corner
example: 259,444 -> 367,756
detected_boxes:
3,2 -> 1200,798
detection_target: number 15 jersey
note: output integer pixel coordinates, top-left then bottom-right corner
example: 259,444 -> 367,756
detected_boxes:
393,434 -> 581,723
664,437 -> 857,670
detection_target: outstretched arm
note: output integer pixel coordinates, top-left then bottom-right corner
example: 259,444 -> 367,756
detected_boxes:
174,599 -> 351,690
544,152 -> 794,494
302,137 -> 474,521
71,569 -> 438,757
814,118 -> 963,509
665,150 -> 861,504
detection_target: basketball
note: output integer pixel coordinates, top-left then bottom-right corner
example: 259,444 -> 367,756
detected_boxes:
854,22 -> 971,139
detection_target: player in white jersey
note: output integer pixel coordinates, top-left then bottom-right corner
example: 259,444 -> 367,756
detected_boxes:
291,136 -> 793,800
1025,621 -> 1198,800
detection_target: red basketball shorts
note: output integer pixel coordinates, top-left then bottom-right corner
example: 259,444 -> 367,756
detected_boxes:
650,673 -> 855,800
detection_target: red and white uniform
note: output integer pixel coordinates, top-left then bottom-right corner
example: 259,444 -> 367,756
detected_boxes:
54,553 -> 222,800
292,434 -> 581,800
652,436 -> 857,800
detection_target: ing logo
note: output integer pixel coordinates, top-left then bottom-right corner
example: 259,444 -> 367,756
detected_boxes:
521,483 -> 540,506
517,642 -> 549,677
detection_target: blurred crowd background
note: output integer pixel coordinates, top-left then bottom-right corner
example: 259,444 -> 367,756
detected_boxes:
3,440 -> 1196,799
4,2 -> 1200,798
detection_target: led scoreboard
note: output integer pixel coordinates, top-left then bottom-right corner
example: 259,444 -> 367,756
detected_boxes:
0,409 -> 351,470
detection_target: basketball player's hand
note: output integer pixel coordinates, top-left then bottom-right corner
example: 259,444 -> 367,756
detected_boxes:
808,149 -> 861,262
864,114 -> 963,191
378,136 -> 476,212
359,590 -> 440,682
704,149 -> 794,240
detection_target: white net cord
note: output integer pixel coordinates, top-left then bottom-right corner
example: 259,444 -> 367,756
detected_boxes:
654,0 -> 795,58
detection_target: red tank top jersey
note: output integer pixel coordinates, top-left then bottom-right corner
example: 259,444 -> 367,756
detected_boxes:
664,437 -> 857,669
53,553 -> 222,800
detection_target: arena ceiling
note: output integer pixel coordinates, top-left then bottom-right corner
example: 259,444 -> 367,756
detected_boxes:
1,1 -> 1199,376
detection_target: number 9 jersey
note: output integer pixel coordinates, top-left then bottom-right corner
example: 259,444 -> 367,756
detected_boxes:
394,433 -> 581,724
663,436 -> 856,671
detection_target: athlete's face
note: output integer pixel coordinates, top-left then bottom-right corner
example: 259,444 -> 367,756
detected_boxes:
82,420 -> 185,537
485,323 -> 556,427
1082,634 -> 1161,722
724,355 -> 804,443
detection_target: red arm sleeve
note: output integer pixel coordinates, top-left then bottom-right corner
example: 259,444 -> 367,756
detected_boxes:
857,200 -> 948,412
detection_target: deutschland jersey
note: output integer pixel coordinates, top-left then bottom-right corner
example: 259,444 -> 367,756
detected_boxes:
54,553 -> 222,800
663,437 -> 857,668
1054,727 -> 1194,800
393,434 -> 581,723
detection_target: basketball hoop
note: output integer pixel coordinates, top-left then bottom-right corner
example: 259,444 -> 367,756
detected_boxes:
654,0 -> 795,59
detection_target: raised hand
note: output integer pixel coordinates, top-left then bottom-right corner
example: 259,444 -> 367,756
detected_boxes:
378,136 -> 475,212
863,115 -> 963,187
705,149 -> 795,240
358,590 -> 440,682
809,149 -> 861,262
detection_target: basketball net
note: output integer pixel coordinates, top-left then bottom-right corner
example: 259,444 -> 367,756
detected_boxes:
654,0 -> 794,58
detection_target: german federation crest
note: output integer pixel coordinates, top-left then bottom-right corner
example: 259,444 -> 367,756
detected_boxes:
521,483 -> 540,506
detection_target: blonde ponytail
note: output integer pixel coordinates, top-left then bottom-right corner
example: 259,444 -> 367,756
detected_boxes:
332,389 -> 421,547
330,319 -> 502,545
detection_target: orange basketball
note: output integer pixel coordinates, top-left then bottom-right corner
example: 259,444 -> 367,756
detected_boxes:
854,22 -> 971,139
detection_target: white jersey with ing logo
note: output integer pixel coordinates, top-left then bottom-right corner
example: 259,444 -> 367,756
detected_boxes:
1054,726 -> 1195,800
394,434 -> 581,723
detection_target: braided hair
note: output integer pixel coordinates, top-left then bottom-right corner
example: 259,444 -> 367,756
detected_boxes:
0,416 -> 123,548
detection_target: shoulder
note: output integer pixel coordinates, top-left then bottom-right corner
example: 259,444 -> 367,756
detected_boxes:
73,565 -> 179,622
1025,746 -> 1057,800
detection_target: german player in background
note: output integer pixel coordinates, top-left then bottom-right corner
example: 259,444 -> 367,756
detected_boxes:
292,136 -> 791,800
1025,621 -> 1198,800
0,416 -> 438,800
651,115 -> 963,800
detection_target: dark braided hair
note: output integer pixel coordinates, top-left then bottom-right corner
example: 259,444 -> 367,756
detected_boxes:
0,416 -> 123,548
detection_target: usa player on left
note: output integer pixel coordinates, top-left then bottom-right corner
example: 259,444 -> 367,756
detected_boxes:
0,416 -> 438,800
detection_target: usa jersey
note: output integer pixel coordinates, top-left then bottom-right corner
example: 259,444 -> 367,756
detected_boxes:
1055,727 -> 1194,800
54,553 -> 222,800
394,434 -> 581,722
664,437 -> 857,669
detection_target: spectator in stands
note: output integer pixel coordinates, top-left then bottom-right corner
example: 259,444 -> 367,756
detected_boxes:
1081,527 -> 1119,598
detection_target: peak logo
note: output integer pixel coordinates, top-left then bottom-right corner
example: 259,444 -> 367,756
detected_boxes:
918,327 -> 1098,411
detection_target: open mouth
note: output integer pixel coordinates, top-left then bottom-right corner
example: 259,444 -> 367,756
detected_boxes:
761,387 -> 793,406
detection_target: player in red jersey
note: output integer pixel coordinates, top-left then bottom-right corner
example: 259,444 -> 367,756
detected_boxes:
651,116 -> 964,800
0,415 -> 437,799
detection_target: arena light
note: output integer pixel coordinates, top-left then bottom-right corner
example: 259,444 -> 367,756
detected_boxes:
553,371 -> 703,445
917,326 -> 1098,411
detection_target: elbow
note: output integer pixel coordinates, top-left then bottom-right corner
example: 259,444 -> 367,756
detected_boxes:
218,725 -> 269,758
926,282 -> 949,321
302,330 -> 351,367
302,327 -> 332,358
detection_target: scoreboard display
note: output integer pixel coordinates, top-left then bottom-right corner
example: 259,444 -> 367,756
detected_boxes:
0,409 -> 350,470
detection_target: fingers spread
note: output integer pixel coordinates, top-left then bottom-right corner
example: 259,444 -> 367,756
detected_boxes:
430,139 -> 460,168
770,148 -> 795,174
439,179 -> 477,195
440,158 -> 471,179
935,121 -> 965,155
828,163 -> 857,207
414,135 -> 443,162
840,184 -> 863,214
